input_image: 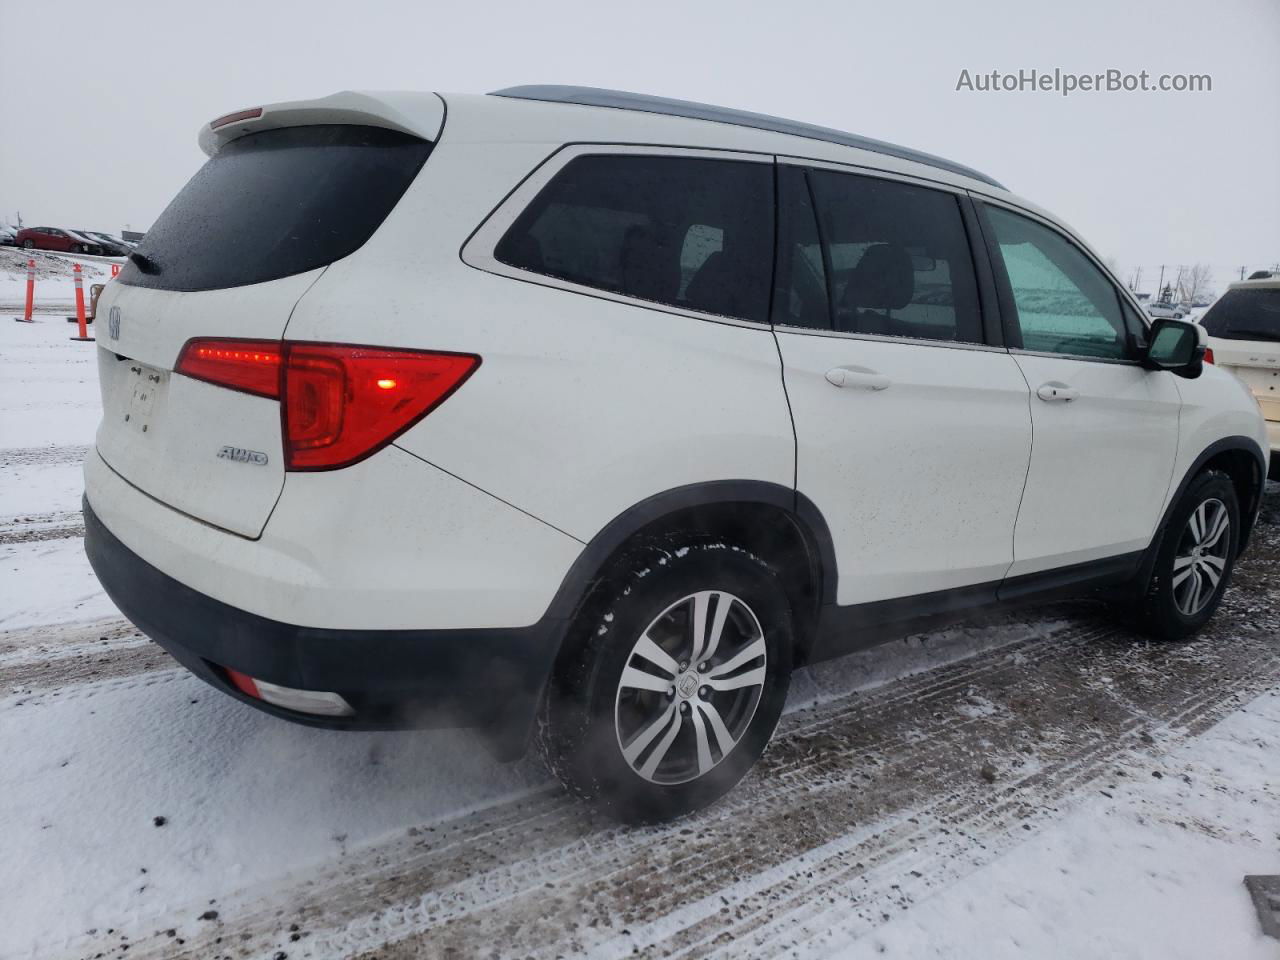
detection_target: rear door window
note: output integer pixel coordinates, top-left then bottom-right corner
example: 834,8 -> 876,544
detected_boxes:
795,168 -> 984,343
495,154 -> 774,323
1201,288 -> 1280,342
118,125 -> 433,292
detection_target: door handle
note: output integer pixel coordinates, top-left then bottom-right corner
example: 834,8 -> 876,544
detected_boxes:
825,366 -> 891,391
1036,382 -> 1079,403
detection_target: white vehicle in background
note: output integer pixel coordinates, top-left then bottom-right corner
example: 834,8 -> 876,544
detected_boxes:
83,86 -> 1269,822
1147,301 -> 1187,319
1201,275 -> 1280,478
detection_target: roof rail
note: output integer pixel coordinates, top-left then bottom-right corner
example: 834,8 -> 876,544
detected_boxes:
490,85 -> 1006,190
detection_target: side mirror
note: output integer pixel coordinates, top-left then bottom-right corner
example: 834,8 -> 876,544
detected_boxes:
1143,318 -> 1206,378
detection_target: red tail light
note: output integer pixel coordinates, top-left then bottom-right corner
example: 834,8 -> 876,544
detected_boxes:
176,340 -> 480,471
176,339 -> 283,399
1204,346 -> 1215,365
282,344 -> 480,471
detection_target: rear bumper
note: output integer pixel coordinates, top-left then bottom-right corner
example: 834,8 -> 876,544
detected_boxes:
84,497 -> 565,757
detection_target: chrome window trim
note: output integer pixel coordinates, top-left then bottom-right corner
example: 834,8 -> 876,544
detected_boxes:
772,324 -> 1006,354
1008,347 -> 1145,367
460,142 -> 776,332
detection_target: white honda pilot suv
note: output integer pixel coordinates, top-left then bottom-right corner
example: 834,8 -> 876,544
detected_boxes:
85,86 -> 1269,822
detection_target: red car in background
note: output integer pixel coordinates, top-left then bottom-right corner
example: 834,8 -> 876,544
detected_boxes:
15,227 -> 102,254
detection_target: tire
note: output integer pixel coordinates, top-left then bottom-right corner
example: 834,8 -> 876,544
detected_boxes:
538,538 -> 794,823
22,239 -> 34,249
1132,470 -> 1239,640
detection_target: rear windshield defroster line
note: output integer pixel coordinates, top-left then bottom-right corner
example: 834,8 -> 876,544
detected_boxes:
118,125 -> 433,292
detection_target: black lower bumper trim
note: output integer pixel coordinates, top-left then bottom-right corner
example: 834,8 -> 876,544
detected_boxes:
83,497 -> 564,758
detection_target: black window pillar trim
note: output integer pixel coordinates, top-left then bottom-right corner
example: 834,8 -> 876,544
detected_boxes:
968,196 -> 1024,350
803,167 -> 838,332
959,195 -> 1006,349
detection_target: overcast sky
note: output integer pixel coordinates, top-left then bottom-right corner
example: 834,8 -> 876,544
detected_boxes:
2,0 -> 1276,294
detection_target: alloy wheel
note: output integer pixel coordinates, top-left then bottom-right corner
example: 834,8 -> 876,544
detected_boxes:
1172,497 -> 1230,616
613,590 -> 767,785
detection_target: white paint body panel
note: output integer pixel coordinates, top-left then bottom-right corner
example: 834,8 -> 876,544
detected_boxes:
93,271 -> 323,538
777,333 -> 1032,604
1006,357 -> 1181,575
290,137 -> 795,542
84,446 -> 582,630
1164,364 -> 1272,507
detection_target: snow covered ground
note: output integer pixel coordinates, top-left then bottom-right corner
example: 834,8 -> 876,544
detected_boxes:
1,310 -> 1277,959
0,248 -> 119,315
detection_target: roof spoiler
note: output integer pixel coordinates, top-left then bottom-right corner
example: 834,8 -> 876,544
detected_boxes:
197,90 -> 446,157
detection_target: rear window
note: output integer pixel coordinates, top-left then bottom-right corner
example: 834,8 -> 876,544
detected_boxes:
494,154 -> 774,323
119,125 -> 432,292
1201,288 -> 1280,342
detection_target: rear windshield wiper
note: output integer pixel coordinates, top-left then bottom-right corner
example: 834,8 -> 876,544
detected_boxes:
128,251 -> 160,275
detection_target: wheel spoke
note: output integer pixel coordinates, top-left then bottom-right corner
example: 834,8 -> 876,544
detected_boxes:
1197,558 -> 1222,589
708,636 -> 766,680
622,701 -> 677,766
1188,567 -> 1204,613
702,594 -> 732,666
696,699 -> 737,756
1199,553 -> 1226,573
689,703 -> 714,775
632,634 -> 679,678
637,706 -> 684,780
1172,558 -> 1195,588
1189,503 -> 1207,543
620,665 -> 674,694
707,666 -> 767,692
1201,508 -> 1229,551
691,591 -> 711,665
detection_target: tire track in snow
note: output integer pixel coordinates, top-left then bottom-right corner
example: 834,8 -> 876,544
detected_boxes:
0,444 -> 91,468
0,510 -> 85,544
0,617 -> 162,697
0,616 -> 136,663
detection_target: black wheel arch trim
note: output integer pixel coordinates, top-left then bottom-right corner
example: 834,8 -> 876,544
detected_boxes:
541,480 -> 839,621
1135,435 -> 1266,589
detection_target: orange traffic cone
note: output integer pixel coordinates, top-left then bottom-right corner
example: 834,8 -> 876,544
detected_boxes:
12,259 -> 36,323
70,264 -> 94,342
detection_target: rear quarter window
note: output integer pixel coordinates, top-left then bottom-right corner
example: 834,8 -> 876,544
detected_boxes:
119,125 -> 433,292
494,154 -> 774,324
